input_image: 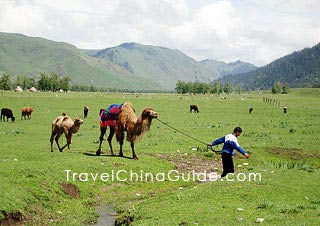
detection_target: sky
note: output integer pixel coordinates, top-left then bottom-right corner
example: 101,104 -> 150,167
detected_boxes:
1,0 -> 320,66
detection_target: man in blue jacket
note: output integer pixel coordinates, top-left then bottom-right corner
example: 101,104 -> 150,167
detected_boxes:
207,127 -> 250,177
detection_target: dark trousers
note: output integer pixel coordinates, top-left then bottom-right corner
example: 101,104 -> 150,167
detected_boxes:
221,153 -> 234,177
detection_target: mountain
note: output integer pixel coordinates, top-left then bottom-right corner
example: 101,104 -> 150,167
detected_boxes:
86,42 -> 220,90
0,32 -> 160,90
200,59 -> 257,77
0,32 -> 257,90
218,43 -> 320,89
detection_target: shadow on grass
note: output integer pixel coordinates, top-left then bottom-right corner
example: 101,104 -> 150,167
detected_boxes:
83,152 -> 133,159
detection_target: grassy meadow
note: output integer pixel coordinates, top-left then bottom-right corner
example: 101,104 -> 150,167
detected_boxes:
0,89 -> 319,225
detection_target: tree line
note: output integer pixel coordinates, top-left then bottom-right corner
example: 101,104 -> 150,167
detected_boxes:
175,80 -> 242,94
0,73 -> 135,92
0,73 -> 171,93
271,81 -> 289,94
175,80 -> 289,94
0,72 -> 70,92
0,73 -> 289,94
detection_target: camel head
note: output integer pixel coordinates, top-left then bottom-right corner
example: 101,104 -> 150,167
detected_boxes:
74,117 -> 84,126
141,107 -> 158,119
68,117 -> 83,134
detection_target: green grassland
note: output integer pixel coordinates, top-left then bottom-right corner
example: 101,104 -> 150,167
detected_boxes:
0,89 -> 319,225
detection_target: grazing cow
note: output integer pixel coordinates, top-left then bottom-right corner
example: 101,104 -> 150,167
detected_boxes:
21,107 -> 34,120
249,107 -> 253,114
83,106 -> 89,118
1,108 -> 16,122
190,105 -> 199,113
283,106 -> 287,113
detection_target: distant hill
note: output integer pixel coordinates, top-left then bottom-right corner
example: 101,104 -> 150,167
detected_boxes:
200,59 -> 257,77
0,32 -> 160,90
0,32 -> 257,90
87,43 -> 217,90
86,43 -> 258,90
218,43 -> 320,89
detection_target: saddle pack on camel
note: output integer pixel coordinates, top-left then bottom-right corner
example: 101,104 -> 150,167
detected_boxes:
100,103 -> 124,127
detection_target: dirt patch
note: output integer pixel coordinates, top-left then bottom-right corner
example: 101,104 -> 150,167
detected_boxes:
61,183 -> 80,199
0,210 -> 24,226
266,147 -> 320,160
152,152 -> 221,173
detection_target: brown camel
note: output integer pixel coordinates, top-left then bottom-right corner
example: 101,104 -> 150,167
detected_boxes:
50,115 -> 83,152
96,102 -> 158,160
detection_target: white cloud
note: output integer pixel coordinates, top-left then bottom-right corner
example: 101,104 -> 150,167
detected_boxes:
0,0 -> 319,66
193,0 -> 238,39
0,0 -> 46,34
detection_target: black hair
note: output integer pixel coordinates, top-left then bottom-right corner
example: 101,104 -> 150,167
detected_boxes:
233,127 -> 242,133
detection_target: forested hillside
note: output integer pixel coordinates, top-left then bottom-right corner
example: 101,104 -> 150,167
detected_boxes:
218,43 -> 320,89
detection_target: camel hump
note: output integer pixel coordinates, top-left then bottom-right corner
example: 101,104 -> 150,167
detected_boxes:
122,102 -> 135,113
53,116 -> 63,124
123,102 -> 132,107
52,116 -> 66,130
62,116 -> 71,122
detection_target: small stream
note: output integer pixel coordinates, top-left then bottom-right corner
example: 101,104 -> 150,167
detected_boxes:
90,205 -> 117,226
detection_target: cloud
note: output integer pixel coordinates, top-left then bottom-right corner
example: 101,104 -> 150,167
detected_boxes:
0,0 -> 47,34
0,0 -> 319,66
167,1 -> 241,61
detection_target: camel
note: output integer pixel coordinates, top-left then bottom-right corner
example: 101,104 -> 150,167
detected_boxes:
96,102 -> 158,160
50,115 -> 83,152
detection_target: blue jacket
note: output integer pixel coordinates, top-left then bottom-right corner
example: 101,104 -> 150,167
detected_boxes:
211,133 -> 247,156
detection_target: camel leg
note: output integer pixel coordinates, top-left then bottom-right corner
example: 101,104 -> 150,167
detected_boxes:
54,132 -> 64,152
57,131 -> 70,152
66,133 -> 72,152
96,126 -> 106,156
50,132 -> 57,152
107,126 -> 115,155
116,130 -> 124,157
131,142 -> 138,160
59,143 -> 68,152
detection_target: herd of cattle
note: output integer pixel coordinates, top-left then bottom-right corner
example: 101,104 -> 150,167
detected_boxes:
0,106 -> 86,122
1,107 -> 34,122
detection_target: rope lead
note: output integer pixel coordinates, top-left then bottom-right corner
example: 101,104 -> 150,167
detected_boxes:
155,118 -> 221,154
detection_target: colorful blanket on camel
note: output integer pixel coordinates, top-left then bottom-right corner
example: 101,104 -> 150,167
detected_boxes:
100,103 -> 124,127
